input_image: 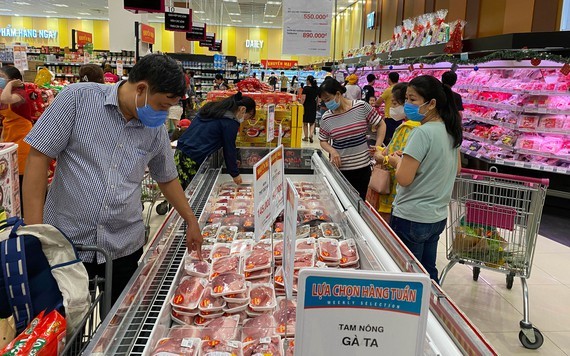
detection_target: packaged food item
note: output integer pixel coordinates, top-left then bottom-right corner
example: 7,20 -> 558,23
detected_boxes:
293,250 -> 315,270
244,249 -> 272,272
171,276 -> 208,310
189,244 -> 213,261
295,238 -> 317,251
210,255 -> 242,279
274,298 -> 296,336
339,238 -> 360,267
244,268 -> 272,280
202,315 -> 241,341
317,238 -> 341,262
212,272 -> 247,297
273,240 -> 284,259
217,226 -> 238,242
202,223 -> 220,239
199,286 -> 227,313
241,314 -> 277,343
319,223 -> 343,238
231,239 -> 254,255
0,311 -> 45,355
236,231 -> 255,240
242,336 -> 283,356
249,284 -> 277,311
200,339 -> 243,356
168,325 -> 204,339
171,309 -> 196,325
184,258 -> 210,278
210,243 -> 232,260
151,337 -> 200,356
296,225 -> 310,238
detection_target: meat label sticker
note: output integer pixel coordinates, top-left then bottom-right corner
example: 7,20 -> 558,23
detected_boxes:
295,269 -> 430,356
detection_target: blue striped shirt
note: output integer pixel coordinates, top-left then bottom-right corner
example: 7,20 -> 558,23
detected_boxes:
25,82 -> 178,263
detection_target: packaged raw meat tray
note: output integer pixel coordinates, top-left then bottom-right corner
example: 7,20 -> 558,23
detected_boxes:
242,336 -> 283,356
210,255 -> 242,279
201,315 -> 241,341
200,339 -> 243,356
184,258 -> 210,278
319,222 -> 343,239
295,238 -> 317,251
317,238 -> 342,262
217,226 -> 238,242
211,272 -> 247,297
210,243 -> 232,260
201,224 -> 220,239
339,238 -> 360,267
151,337 -> 200,356
293,250 -> 315,270
170,276 -> 208,311
248,283 -> 277,311
199,286 -> 226,313
241,314 -> 277,343
244,249 -> 272,272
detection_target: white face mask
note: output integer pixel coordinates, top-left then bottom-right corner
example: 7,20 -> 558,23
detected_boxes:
389,105 -> 406,121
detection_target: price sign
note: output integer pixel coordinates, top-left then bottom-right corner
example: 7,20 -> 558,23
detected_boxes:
282,0 -> 333,56
543,165 -> 555,172
296,269 -> 430,355
253,153 -> 272,242
209,40 -> 223,52
283,179 -> 298,299
165,8 -> 192,32
267,104 -> 275,143
199,33 -> 216,48
186,24 -> 207,41
270,145 -> 284,220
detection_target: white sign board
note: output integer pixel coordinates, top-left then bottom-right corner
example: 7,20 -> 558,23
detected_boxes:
295,269 -> 431,356
283,178 -> 298,299
266,104 -> 275,143
253,153 -> 272,242
13,45 -> 28,72
270,145 -> 285,221
282,0 -> 333,55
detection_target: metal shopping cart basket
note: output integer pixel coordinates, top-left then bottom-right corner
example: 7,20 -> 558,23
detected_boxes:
439,168 -> 549,350
62,245 -> 112,356
141,172 -> 170,241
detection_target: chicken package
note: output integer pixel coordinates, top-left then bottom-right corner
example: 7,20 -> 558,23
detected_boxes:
244,249 -> 272,272
274,300 -> 296,336
184,257 -> 210,278
212,272 -> 247,297
200,339 -> 243,356
273,240 -> 284,259
295,238 -> 316,252
293,250 -> 315,270
202,315 -> 241,341
247,275 -> 272,284
171,310 -> 195,325
339,238 -> 360,267
202,224 -> 220,240
320,223 -> 342,239
217,226 -> 238,243
151,337 -> 200,356
199,310 -> 225,320
210,255 -> 242,279
223,301 -> 249,314
189,245 -> 213,261
235,231 -> 254,240
199,286 -> 227,313
243,336 -> 283,356
317,238 -> 341,262
241,314 -> 277,343
244,268 -> 272,280
231,239 -> 254,256
248,283 -> 277,311
223,290 -> 250,304
171,276 -> 208,310
168,325 -> 204,339
210,243 -> 232,260
284,339 -> 295,356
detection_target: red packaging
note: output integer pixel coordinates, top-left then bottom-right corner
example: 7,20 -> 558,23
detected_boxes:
1,310 -> 66,356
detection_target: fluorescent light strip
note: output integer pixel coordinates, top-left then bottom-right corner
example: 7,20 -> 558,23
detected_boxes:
194,10 -> 205,13
14,2 -> 31,5
53,4 -> 69,7
78,12 -> 91,15
0,9 -> 12,11
265,14 -> 277,17
228,12 -> 240,15
267,1 -> 281,4
45,10 -> 57,14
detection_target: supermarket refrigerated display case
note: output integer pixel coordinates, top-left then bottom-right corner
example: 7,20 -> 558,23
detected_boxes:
84,148 -> 497,355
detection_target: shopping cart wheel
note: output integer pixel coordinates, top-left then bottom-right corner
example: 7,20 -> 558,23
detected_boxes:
472,267 -> 480,281
506,273 -> 515,289
519,327 -> 544,349
156,201 -> 170,215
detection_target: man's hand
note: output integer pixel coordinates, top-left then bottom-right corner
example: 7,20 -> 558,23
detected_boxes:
185,220 -> 203,259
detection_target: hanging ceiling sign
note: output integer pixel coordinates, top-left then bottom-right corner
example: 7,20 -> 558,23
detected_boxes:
199,32 -> 216,48
165,8 -> 192,32
124,0 -> 165,13
75,30 -> 92,46
140,24 -> 155,44
186,23 -> 207,41
209,40 -> 223,52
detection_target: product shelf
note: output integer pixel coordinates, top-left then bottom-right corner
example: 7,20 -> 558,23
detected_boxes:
463,98 -> 570,115
456,84 -> 570,96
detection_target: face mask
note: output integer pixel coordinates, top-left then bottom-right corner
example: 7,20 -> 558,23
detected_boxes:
389,105 -> 406,121
135,90 -> 169,128
0,78 -> 6,89
325,97 -> 340,111
404,102 -> 428,122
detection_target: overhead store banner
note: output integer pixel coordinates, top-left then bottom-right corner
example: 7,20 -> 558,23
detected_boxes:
140,24 -> 155,44
75,30 -> 92,46
186,24 -> 207,41
295,270 -> 431,355
209,40 -> 223,52
165,8 -> 192,32
199,33 -> 216,48
282,0 -> 333,55
261,59 -> 298,69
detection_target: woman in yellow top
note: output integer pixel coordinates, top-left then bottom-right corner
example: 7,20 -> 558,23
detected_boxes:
374,82 -> 420,223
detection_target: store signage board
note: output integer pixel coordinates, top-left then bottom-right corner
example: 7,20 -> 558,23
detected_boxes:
245,40 -> 264,49
186,24 -> 207,41
283,178 -> 298,299
141,24 -> 155,44
209,40 -> 223,52
282,0 -> 333,55
124,0 -> 165,13
295,269 -> 430,356
76,30 -> 92,46
270,145 -> 284,221
261,59 -> 298,69
199,33 -> 216,48
13,45 -> 28,72
253,154 -> 272,242
0,27 -> 58,40
266,104 -> 275,143
165,8 -> 192,32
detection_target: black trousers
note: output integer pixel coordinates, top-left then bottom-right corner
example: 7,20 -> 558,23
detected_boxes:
83,247 -> 143,306
341,166 -> 372,201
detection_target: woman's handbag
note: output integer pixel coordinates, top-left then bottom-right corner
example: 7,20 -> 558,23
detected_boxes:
369,165 -> 391,194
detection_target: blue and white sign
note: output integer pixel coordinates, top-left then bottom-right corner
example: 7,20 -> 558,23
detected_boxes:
295,269 -> 430,356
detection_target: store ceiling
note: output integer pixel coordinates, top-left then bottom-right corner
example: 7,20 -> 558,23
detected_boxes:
0,0 -> 359,28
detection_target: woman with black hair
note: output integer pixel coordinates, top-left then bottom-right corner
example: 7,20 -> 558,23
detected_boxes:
175,92 -> 256,188
388,74 -> 463,282
301,75 -> 318,142
318,78 -> 386,200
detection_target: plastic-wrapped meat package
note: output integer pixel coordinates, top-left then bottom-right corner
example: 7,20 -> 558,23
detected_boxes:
224,301 -> 249,314
211,255 -> 242,279
242,215 -> 255,231
171,276 -> 208,310
320,223 -> 342,239
207,213 -> 224,225
244,249 -> 272,272
241,314 -> 277,342
243,336 -> 283,356
296,224 -> 310,238
200,339 -> 243,356
231,239 -> 253,256
284,339 -> 295,356
202,224 -> 220,239
244,268 -> 272,280
168,325 -> 203,339
151,337 -> 200,356
318,238 -> 341,262
217,226 -> 238,243
309,226 -> 323,239
171,309 -> 195,325
273,232 -> 284,240
274,300 -> 296,336
202,315 -> 241,341
221,215 -> 244,228
253,240 -> 272,252
249,284 -> 277,311
295,238 -> 316,251
210,243 -> 232,260
184,258 -> 210,278
274,222 -> 284,233
248,275 -> 272,284
260,230 -> 272,240
340,238 -> 360,266
212,272 -> 246,297
199,286 -> 226,312
293,250 -> 315,270
190,245 -> 213,261
236,231 -> 254,240
273,240 -> 284,259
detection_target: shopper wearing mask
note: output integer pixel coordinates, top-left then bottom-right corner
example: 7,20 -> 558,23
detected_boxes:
175,92 -> 255,189
375,72 -> 400,145
0,66 -> 34,215
362,74 -> 376,103
23,54 -> 203,304
344,74 -> 362,100
372,83 -> 420,222
214,73 -> 228,90
319,78 -> 386,200
279,71 -> 289,92
388,75 -> 463,282
300,75 -> 318,143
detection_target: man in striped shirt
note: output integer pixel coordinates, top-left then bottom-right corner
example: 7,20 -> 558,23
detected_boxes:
22,54 -> 202,303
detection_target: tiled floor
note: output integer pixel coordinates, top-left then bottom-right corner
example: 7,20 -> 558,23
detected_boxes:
144,137 -> 570,354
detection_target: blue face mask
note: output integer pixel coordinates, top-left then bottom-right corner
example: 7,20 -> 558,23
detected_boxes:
0,78 -> 6,89
325,97 -> 340,111
404,102 -> 428,122
135,90 -> 169,128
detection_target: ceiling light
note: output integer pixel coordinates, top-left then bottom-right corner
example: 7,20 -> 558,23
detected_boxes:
231,19 -> 242,22
263,21 -> 272,24
223,0 -> 238,2
267,1 -> 281,4
44,10 -> 57,13
265,14 -> 277,17
156,16 -> 164,19
104,6 -> 108,8
78,12 -> 91,15
13,1 -> 31,5
54,4 -> 69,7
228,12 -> 240,15
256,25 -> 259,28
194,10 -> 205,14
14,14 -> 20,17
0,9 -> 12,12
339,6 -> 346,10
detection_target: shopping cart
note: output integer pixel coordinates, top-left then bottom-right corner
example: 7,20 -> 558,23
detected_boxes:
439,168 -> 549,350
141,172 -> 170,241
62,245 -> 112,356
